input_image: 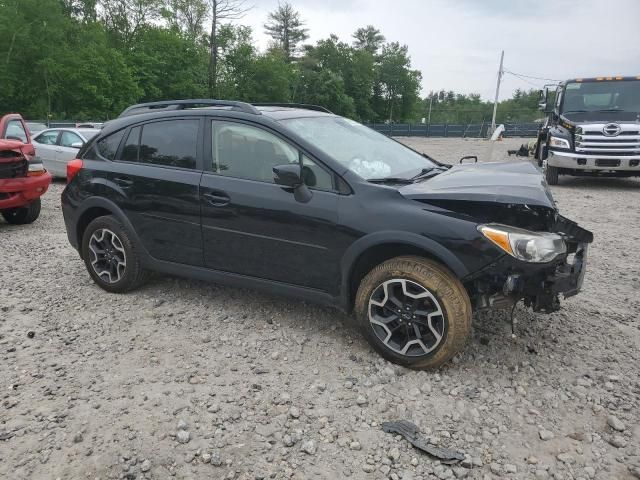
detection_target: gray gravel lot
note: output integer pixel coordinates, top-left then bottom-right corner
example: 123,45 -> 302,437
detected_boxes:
1,138 -> 639,480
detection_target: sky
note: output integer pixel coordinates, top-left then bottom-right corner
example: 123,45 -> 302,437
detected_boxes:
240,0 -> 640,100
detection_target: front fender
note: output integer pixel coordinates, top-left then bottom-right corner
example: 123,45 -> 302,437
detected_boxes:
338,230 -> 469,308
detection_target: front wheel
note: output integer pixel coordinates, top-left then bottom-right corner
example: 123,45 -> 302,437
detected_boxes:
542,159 -> 559,185
1,198 -> 41,225
81,215 -> 149,293
354,256 -> 472,370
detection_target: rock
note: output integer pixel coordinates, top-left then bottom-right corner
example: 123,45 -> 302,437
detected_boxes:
177,419 -> 188,430
527,456 -> 539,465
628,466 -> 640,479
349,441 -> 361,451
356,395 -> 367,406
283,434 -> 295,447
607,415 -> 625,432
608,435 -> 627,448
72,432 -> 83,443
176,430 -> 190,444
201,453 -> 211,463
452,467 -> 469,478
557,453 -> 574,464
539,429 -> 555,441
362,464 -> 375,473
388,447 -> 400,462
211,451 -> 222,467
289,406 -> 300,419
255,424 -> 276,438
140,459 -> 151,472
583,466 -> 595,478
300,439 -> 316,455
535,470 -> 549,479
505,464 -> 517,473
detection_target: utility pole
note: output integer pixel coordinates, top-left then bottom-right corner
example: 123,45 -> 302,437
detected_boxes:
427,96 -> 433,125
490,50 -> 504,135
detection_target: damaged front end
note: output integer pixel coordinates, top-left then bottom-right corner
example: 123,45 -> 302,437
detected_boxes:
468,213 -> 593,314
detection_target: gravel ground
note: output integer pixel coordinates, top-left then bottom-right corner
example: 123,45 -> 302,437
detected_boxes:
1,137 -> 639,480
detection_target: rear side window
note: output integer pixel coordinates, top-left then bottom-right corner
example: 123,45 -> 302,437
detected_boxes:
138,120 -> 198,169
96,130 -> 126,160
121,126 -> 140,162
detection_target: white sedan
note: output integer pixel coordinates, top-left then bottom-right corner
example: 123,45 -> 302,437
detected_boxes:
33,128 -> 100,178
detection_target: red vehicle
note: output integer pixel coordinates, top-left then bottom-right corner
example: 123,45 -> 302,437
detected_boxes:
0,114 -> 51,224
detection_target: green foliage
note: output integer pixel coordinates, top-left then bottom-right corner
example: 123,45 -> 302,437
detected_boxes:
0,1 -> 428,122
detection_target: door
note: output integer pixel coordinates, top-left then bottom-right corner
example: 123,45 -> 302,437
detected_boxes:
55,131 -> 85,175
33,130 -> 61,175
1,116 -> 35,156
101,117 -> 204,266
200,119 -> 341,291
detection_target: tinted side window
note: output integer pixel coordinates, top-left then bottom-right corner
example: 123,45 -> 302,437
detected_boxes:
121,126 -> 140,162
6,120 -> 28,142
96,130 -> 126,160
139,120 -> 198,169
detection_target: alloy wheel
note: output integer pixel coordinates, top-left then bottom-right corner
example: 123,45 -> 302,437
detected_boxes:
88,228 -> 127,284
368,278 -> 446,357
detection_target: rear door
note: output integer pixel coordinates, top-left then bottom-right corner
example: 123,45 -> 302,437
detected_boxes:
103,117 -> 204,266
199,119 -> 341,291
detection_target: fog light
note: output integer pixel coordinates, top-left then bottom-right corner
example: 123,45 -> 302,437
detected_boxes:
630,160 -> 639,167
577,158 -> 587,165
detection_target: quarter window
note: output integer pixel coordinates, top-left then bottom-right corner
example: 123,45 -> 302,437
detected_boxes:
34,131 -> 59,145
121,126 -> 141,163
96,130 -> 126,160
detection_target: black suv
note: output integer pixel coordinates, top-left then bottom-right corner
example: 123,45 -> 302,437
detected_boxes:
61,100 -> 593,369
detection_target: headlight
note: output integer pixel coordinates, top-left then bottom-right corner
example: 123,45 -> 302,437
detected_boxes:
479,224 -> 566,263
549,136 -> 570,149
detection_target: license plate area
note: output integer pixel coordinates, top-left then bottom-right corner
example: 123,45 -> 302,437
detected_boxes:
595,159 -> 620,167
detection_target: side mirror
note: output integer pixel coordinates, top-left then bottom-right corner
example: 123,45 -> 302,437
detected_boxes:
273,164 -> 313,203
538,88 -> 548,111
70,142 -> 83,149
273,163 -> 302,187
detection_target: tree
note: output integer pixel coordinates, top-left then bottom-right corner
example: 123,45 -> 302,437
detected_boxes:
264,1 -> 308,62
99,0 -> 164,47
163,0 -> 208,39
352,25 -> 385,55
206,0 -> 251,97
375,42 -> 422,122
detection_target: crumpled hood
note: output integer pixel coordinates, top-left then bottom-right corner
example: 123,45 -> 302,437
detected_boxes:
399,161 -> 556,208
0,139 -> 27,164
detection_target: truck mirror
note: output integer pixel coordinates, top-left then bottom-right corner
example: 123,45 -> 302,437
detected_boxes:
538,88 -> 549,110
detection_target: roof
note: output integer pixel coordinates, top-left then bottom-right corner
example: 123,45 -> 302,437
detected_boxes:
565,75 -> 640,83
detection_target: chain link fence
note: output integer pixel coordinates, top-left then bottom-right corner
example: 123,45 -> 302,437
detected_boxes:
365,122 -> 540,138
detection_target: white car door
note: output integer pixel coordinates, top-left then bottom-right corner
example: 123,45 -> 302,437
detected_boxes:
33,130 -> 61,175
56,131 -> 85,176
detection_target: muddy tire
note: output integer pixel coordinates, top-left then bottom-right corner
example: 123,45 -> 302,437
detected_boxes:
1,198 -> 41,225
81,215 -> 149,293
354,256 -> 472,370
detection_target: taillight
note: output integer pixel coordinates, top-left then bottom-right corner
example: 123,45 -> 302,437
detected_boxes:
67,159 -> 83,183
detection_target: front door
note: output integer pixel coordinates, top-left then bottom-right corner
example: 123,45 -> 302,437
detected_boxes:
102,117 -> 204,266
200,119 -> 341,291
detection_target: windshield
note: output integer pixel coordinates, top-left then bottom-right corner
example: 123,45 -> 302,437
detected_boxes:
561,80 -> 640,114
280,116 -> 436,180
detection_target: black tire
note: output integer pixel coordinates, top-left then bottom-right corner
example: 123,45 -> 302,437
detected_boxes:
354,256 -> 472,370
81,215 -> 149,293
1,198 -> 41,225
545,163 -> 559,185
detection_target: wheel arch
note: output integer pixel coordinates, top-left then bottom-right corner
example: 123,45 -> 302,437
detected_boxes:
340,231 -> 469,312
74,197 -> 148,260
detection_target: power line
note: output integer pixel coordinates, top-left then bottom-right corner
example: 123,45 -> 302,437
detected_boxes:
503,69 -> 561,83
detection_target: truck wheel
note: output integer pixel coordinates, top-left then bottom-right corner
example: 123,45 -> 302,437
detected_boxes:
543,159 -> 559,185
1,198 -> 41,225
354,256 -> 472,370
81,215 -> 149,293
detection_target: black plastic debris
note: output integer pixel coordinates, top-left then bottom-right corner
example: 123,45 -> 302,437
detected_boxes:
27,331 -> 35,338
381,420 -> 465,464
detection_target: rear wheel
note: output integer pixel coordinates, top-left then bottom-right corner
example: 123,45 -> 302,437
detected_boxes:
81,215 -> 149,293
1,198 -> 41,225
354,256 -> 472,370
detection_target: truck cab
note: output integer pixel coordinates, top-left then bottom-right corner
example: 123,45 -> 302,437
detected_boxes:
536,76 -> 640,184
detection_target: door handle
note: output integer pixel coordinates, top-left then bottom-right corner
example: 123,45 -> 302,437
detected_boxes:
202,192 -> 230,207
114,176 -> 134,187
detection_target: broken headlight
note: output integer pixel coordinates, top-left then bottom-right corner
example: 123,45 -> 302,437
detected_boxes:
478,224 -> 566,263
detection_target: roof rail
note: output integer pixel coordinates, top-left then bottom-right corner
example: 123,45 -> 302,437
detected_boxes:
118,99 -> 261,118
252,103 -> 334,114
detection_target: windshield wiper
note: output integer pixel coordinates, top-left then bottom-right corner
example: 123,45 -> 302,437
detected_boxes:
410,166 -> 447,181
592,108 -> 627,112
368,177 -> 415,184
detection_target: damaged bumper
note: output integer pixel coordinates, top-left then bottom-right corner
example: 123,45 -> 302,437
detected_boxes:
469,216 -> 593,313
0,173 -> 52,210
